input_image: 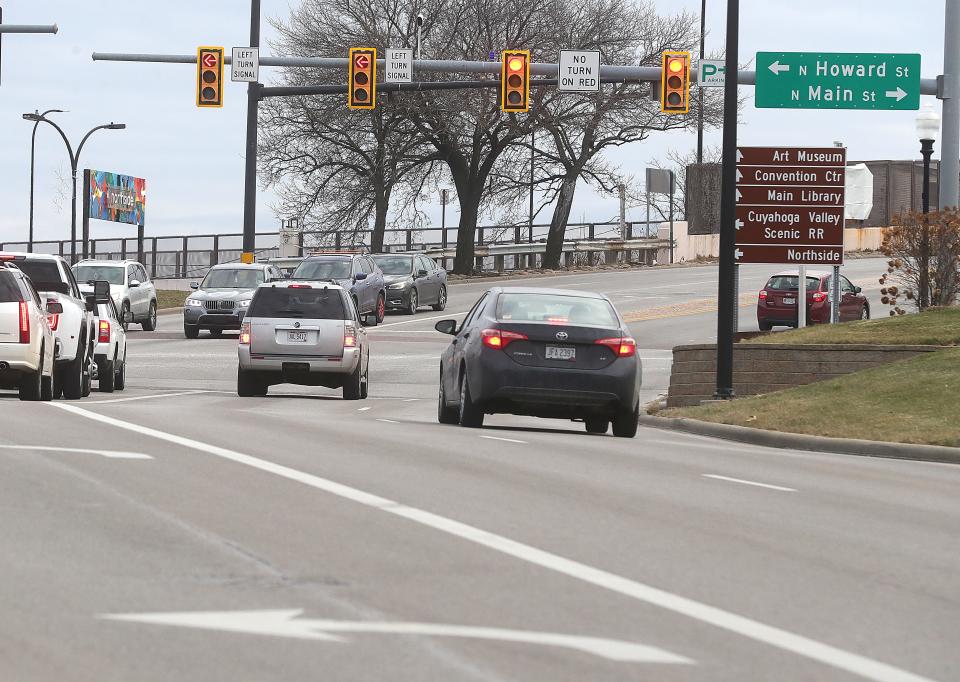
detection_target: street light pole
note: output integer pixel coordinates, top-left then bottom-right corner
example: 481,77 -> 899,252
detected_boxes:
696,0 -> 706,165
241,0 -> 261,264
916,103 -> 940,309
25,108 -> 64,252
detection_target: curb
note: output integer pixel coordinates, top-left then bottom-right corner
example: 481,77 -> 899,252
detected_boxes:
637,414 -> 960,465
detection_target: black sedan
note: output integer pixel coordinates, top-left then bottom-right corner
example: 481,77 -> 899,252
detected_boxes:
434,287 -> 641,437
372,253 -> 448,315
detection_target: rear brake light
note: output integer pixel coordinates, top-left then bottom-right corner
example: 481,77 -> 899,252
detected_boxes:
288,284 -> 312,289
47,314 -> 60,331
811,291 -> 827,303
481,328 -> 527,350
0,254 -> 23,262
19,301 -> 30,344
545,316 -> 569,324
596,337 -> 636,357
98,319 -> 111,343
344,330 -> 357,347
239,322 -> 251,345
758,290 -> 768,300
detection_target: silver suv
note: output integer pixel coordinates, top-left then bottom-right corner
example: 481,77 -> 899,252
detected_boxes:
73,259 -> 158,331
237,281 -> 377,399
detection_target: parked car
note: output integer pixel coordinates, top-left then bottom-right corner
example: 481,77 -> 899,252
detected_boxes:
0,252 -> 95,399
237,281 -> 377,399
0,263 -> 57,401
89,281 -> 129,393
373,253 -> 448,315
757,270 -> 869,331
73,259 -> 158,331
435,287 -> 642,437
183,263 -> 284,338
291,252 -> 386,322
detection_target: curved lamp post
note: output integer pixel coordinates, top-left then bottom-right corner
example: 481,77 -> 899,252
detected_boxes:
23,108 -> 65,252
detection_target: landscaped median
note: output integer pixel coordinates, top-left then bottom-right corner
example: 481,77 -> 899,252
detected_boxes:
157,289 -> 188,311
647,308 -> 960,461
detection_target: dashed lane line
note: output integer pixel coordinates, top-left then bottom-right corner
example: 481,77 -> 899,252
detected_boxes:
702,474 -> 797,493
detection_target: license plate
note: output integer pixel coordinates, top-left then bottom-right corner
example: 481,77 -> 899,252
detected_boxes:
545,346 -> 576,361
783,297 -> 796,305
287,331 -> 308,343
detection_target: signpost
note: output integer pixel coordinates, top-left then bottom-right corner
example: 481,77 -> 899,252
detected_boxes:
384,48 -> 412,83
698,60 -> 726,87
231,47 -> 259,82
755,52 -> 921,110
558,50 -> 600,92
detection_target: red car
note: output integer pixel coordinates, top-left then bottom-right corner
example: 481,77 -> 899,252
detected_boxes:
757,270 -> 869,331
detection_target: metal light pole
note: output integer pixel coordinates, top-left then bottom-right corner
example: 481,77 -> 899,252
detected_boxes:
940,0 -> 960,209
241,0 -> 262,264
22,113 -> 125,263
917,104 -> 940,309
696,0 -> 706,165
24,108 -> 64,252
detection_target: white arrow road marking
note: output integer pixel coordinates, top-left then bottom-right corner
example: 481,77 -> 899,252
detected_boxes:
885,87 -> 907,102
735,219 -> 744,230
98,610 -> 692,663
768,60 -> 790,75
734,248 -> 744,261
54,404 -> 934,682
0,444 -> 152,460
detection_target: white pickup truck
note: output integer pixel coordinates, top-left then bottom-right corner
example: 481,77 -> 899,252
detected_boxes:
0,253 -> 96,399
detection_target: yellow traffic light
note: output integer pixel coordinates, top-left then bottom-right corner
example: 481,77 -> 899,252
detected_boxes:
501,49 -> 530,113
196,46 -> 224,108
348,47 -> 377,110
661,51 -> 691,114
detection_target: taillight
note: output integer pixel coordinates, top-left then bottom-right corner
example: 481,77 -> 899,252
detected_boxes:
239,322 -> 251,345
288,284 -> 312,289
344,328 -> 357,347
758,290 -> 768,301
46,297 -> 59,331
545,316 -> 569,324
19,301 -> 30,344
596,337 -> 636,357
811,291 -> 827,303
98,319 -> 111,343
481,328 -> 527,350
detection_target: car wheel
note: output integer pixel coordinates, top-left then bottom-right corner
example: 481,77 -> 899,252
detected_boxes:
437,368 -> 459,424
406,289 -> 418,315
115,361 -> 126,391
458,373 -> 484,428
184,324 -> 200,339
343,362 -> 363,400
121,301 -> 131,331
861,305 -> 870,320
61,346 -> 85,400
99,356 -> 116,393
18,351 -> 43,402
237,367 -> 262,397
41,366 -> 53,401
141,301 -> 158,331
585,418 -> 608,434
376,293 -> 386,323
611,403 -> 639,438
758,320 -> 773,331
432,285 -> 447,312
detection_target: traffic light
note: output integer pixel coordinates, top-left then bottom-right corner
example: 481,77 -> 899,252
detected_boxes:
348,47 -> 377,110
501,50 -> 530,113
196,47 -> 224,108
661,51 -> 691,114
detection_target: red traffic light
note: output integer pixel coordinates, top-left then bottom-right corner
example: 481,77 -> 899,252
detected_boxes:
196,46 -> 224,108
349,47 -> 377,110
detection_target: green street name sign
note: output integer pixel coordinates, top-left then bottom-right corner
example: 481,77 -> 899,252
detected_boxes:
755,52 -> 921,110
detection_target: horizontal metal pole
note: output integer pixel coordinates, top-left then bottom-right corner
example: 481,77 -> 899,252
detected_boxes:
420,238 -> 665,259
0,24 -> 58,34
260,79 -> 576,98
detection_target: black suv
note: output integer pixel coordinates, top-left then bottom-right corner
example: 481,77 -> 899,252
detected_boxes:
291,253 -> 387,322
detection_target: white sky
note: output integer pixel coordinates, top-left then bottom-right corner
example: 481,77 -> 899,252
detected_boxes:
0,0 -> 947,247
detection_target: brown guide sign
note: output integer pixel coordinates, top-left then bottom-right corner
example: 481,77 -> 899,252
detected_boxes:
733,245 -> 844,265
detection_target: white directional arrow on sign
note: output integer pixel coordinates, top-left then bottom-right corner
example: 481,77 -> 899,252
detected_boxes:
99,610 -> 693,664
767,60 -> 790,75
736,149 -> 743,162
736,170 -> 743,182
885,87 -> 908,102
735,189 -> 742,202
735,219 -> 744,230
734,248 -> 744,261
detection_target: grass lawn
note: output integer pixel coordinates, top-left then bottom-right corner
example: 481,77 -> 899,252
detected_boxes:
665,348 -> 960,447
156,289 -> 189,310
748,307 -> 960,346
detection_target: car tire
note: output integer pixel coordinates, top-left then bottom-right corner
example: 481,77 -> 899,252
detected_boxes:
343,362 -> 363,401
611,403 -> 639,439
141,301 -> 158,331
406,289 -> 418,315
585,418 -> 608,434
115,361 -> 126,391
758,320 -> 773,331
184,324 -> 200,339
121,301 -> 131,331
437,368 -> 459,424
237,367 -> 261,397
458,373 -> 484,428
861,305 -> 870,320
60,346 -> 85,400
376,293 -> 386,323
41,369 -> 53,401
432,285 -> 447,312
18,350 -> 43,401
99,356 -> 116,393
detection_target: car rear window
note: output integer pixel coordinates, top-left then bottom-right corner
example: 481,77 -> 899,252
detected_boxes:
13,260 -> 66,293
293,259 -> 352,280
372,256 -> 414,275
248,287 -> 345,319
496,293 -> 619,327
0,271 -> 23,302
766,276 -> 821,291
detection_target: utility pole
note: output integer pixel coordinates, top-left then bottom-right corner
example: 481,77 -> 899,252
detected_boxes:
941,0 -> 960,209
241,0 -> 261,264
697,0 -> 706,165
0,8 -> 58,86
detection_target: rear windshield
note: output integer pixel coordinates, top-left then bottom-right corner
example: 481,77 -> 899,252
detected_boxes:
13,260 -> 65,293
293,259 -> 352,280
0,272 -> 23,302
766,276 -> 821,291
74,265 -> 125,285
496,293 -> 620,327
248,287 -> 345,319
372,256 -> 413,275
202,268 -> 265,289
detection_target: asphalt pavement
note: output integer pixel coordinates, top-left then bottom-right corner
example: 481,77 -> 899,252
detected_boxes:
2,258 -> 957,682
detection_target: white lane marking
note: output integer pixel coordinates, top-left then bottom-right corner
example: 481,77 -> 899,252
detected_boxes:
0,444 -> 152,460
357,407 -> 372,412
703,474 -> 797,493
377,312 -> 466,328
376,418 -> 400,424
403,398 -> 420,402
479,435 -> 527,444
85,390 -> 210,405
99,609 -> 691,664
51,403 -> 932,682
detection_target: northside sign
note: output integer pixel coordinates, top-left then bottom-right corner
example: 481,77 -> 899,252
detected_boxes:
755,52 -> 921,110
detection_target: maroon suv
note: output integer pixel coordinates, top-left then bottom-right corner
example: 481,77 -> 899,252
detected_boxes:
757,270 -> 869,331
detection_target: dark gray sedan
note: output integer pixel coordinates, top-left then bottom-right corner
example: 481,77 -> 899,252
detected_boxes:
183,263 -> 282,338
373,253 -> 448,315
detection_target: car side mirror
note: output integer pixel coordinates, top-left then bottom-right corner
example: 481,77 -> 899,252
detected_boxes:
354,272 -> 368,281
362,313 -> 378,327
94,279 -> 111,303
84,295 -> 96,313
855,286 -> 862,294
417,269 -> 428,278
123,310 -> 135,323
129,279 -> 141,288
190,282 -> 200,290
435,319 -> 458,335
46,301 -> 64,315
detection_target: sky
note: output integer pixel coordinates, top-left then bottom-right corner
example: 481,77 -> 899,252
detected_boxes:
0,0 -> 948,248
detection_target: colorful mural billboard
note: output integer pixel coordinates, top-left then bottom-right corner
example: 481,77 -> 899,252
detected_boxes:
87,170 -> 146,226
